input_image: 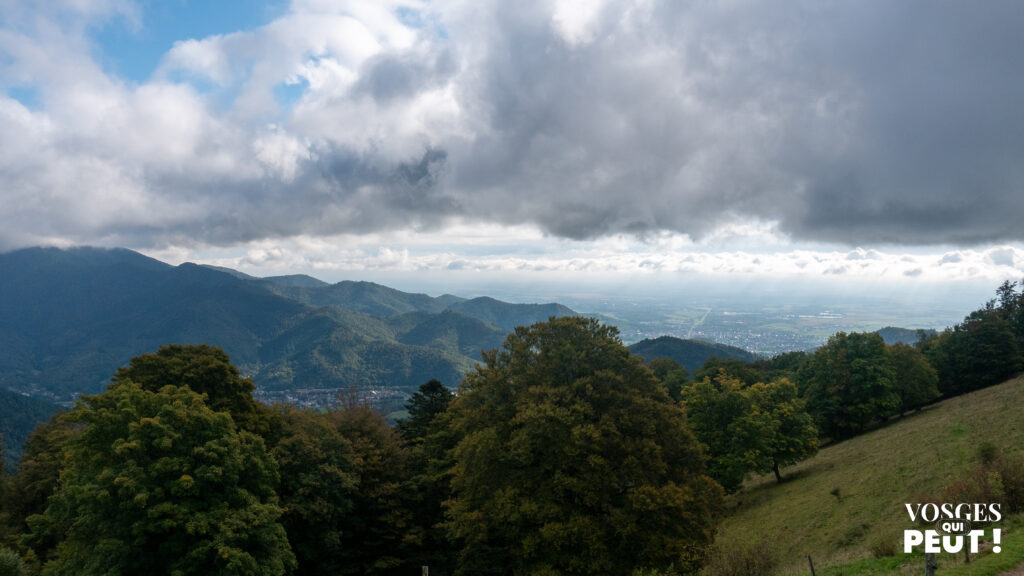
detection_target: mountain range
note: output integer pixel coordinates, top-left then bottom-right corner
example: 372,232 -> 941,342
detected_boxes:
0,247 -> 578,403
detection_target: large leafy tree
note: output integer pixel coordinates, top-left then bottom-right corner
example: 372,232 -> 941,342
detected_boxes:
682,376 -> 817,489
680,374 -> 757,492
742,378 -> 818,482
802,331 -> 898,440
446,316 -> 723,576
270,407 -> 357,576
113,344 -> 264,434
328,405 -> 416,576
32,381 -> 294,576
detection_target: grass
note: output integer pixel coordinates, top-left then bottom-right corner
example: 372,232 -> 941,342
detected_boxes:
713,375 -> 1024,575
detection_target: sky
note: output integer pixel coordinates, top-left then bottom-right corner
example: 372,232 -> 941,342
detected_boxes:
2,0 -> 1024,298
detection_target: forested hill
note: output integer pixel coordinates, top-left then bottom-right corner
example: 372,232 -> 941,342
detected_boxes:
0,246 -> 579,402
628,335 -> 760,371
0,387 -> 59,471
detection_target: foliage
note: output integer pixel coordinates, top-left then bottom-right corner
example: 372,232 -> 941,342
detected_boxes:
743,379 -> 818,482
0,547 -> 28,576
32,381 -> 294,576
8,415 -> 78,557
694,358 -> 763,387
328,405 -> 416,576
113,344 -> 263,433
646,357 -> 690,402
270,407 -> 357,576
681,375 -> 758,492
757,351 -> 809,387
801,332 -> 898,440
886,343 -> 939,415
940,448 -> 1024,515
400,381 -> 460,573
922,309 -> 1022,397
682,376 -> 817,489
446,316 -> 723,575
396,379 -> 454,445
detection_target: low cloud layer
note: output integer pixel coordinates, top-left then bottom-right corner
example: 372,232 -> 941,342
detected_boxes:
2,0 -> 1024,250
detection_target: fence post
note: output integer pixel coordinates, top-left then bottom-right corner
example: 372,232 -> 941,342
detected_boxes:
925,552 -> 937,576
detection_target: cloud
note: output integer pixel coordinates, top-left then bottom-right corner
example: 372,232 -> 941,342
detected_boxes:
2,0 -> 1024,252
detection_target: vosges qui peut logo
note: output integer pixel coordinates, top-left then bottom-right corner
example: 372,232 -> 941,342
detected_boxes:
904,502 -> 1002,554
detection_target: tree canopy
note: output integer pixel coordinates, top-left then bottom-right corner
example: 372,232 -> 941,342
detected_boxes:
802,332 -> 898,440
113,344 -> 263,434
445,316 -> 723,575
32,381 -> 294,576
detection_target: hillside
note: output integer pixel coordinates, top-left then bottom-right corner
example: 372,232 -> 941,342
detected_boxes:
0,387 -> 60,471
876,326 -> 937,346
0,246 -> 577,405
628,335 -> 759,371
715,375 -> 1024,575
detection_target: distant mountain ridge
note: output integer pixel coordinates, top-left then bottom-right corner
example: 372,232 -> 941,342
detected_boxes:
628,335 -> 760,372
0,246 -> 581,403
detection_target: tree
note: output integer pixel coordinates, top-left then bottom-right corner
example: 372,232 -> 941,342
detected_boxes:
328,405 -> 416,576
113,344 -> 263,434
801,332 -> 898,440
397,379 -> 454,445
397,380 -> 459,572
445,317 -> 723,575
923,310 -> 1022,396
32,381 -> 294,576
887,343 -> 939,416
270,407 -> 357,576
680,374 -> 757,492
742,379 -> 818,482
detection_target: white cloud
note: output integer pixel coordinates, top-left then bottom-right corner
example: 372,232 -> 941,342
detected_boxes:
4,0 -> 1024,273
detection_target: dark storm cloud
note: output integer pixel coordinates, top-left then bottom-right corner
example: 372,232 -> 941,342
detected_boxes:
437,0 -> 1024,245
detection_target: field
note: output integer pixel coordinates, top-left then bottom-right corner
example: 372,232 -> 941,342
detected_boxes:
714,375 -> 1024,575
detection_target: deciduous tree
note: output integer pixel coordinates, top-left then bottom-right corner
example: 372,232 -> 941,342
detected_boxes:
446,317 -> 723,575
32,381 -> 294,576
802,332 -> 898,440
742,378 -> 818,482
113,344 -> 263,434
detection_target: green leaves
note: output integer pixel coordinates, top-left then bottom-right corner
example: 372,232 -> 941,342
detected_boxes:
446,317 -> 723,575
35,381 -> 294,576
803,332 -> 897,440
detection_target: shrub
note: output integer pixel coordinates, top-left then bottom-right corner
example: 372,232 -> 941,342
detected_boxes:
938,448 -> 1024,518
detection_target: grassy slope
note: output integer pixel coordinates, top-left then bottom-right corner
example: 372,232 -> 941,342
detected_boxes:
715,375 -> 1024,575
